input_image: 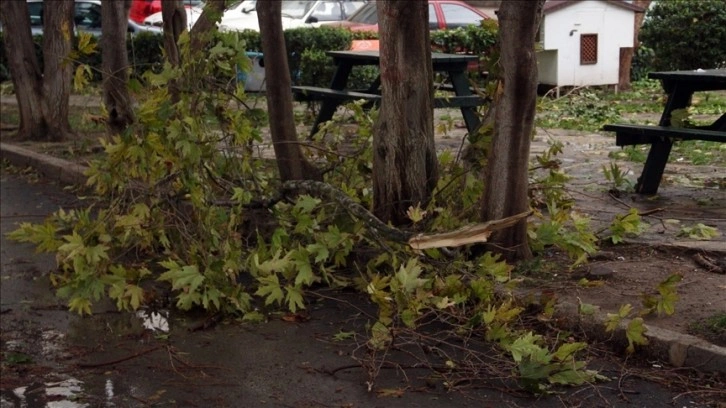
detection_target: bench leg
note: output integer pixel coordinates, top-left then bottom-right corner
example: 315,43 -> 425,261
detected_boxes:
309,100 -> 341,139
636,139 -> 673,194
449,72 -> 481,135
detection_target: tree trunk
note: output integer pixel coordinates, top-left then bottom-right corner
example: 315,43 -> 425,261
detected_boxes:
480,0 -> 544,260
618,1 -> 651,91
161,0 -> 187,67
41,0 -> 76,141
161,0 -> 186,103
0,0 -> 74,142
373,0 -> 437,226
102,0 -> 135,134
189,0 -> 225,52
257,1 -> 321,182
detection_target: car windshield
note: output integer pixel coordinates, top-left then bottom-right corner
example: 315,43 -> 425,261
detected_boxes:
347,2 -> 377,24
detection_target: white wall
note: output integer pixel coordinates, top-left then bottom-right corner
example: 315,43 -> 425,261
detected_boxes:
538,0 -> 635,87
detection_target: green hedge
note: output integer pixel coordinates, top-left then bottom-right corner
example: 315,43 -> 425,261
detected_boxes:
1,23 -> 499,87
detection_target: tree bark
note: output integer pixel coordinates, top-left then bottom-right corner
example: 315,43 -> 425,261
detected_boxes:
101,0 -> 135,134
618,1 -> 651,91
0,0 -> 75,142
480,0 -> 544,260
41,0 -> 76,141
373,0 -> 437,226
161,0 -> 187,67
189,0 -> 225,52
257,1 -> 321,182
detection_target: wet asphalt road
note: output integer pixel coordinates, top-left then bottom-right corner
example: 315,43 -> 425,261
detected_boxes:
1,169 -> 723,407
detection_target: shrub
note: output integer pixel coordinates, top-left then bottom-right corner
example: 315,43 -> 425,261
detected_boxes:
639,0 -> 726,71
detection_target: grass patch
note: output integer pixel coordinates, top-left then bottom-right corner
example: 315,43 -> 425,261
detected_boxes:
688,312 -> 726,346
609,141 -> 726,166
536,79 -> 726,132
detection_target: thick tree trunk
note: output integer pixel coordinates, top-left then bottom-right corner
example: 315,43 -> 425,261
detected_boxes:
373,0 -> 437,226
161,0 -> 187,67
618,1 -> 651,91
41,0 -> 76,141
257,1 -> 320,182
0,0 -> 74,142
102,0 -> 135,134
480,0 -> 544,260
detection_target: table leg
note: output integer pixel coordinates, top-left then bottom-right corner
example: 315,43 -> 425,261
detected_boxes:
308,62 -> 355,139
449,71 -> 481,135
636,83 -> 693,194
636,139 -> 673,194
310,100 -> 342,138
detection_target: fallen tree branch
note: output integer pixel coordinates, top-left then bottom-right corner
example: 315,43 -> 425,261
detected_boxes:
281,180 -> 532,249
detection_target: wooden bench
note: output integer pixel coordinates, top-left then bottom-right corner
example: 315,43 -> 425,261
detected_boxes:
292,85 -> 487,108
292,86 -> 380,103
602,123 -> 726,194
603,124 -> 726,146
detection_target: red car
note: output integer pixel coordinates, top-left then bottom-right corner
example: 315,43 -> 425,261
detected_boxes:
129,0 -> 203,24
331,0 -> 491,32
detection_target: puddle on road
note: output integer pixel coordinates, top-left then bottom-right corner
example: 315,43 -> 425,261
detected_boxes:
1,309 -> 173,408
135,309 -> 170,333
2,378 -> 88,408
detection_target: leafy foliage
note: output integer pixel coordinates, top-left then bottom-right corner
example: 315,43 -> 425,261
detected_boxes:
605,208 -> 648,244
677,223 -> 720,240
6,21 -> 673,393
641,274 -> 683,317
640,0 -> 726,71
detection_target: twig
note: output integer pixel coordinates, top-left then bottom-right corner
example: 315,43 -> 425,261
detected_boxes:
77,345 -> 162,368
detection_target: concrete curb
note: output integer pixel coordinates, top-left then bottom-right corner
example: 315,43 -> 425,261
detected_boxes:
2,141 -> 725,374
555,301 -> 726,374
1,142 -> 89,185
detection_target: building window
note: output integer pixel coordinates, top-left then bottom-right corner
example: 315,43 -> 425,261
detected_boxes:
580,34 -> 598,65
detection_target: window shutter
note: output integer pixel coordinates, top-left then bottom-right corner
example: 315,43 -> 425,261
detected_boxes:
580,34 -> 598,65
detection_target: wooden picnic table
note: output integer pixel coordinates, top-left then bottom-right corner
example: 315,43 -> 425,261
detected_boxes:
603,69 -> 726,194
292,50 -> 487,138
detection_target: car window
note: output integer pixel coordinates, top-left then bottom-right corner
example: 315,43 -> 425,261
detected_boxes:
341,1 -> 366,19
74,2 -> 102,29
429,3 -> 438,30
281,1 -> 314,19
440,3 -> 484,29
312,1 -> 343,22
347,3 -> 377,24
28,2 -> 43,27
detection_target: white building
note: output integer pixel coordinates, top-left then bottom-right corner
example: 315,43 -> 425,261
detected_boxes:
537,0 -> 644,94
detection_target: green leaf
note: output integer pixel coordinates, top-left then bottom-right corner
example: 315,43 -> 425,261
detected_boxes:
158,265 -> 205,292
285,285 -> 305,313
552,342 -> 587,361
255,275 -> 284,306
395,258 -> 428,294
625,317 -> 649,353
68,297 -> 93,315
579,302 -> 597,316
332,330 -> 355,341
291,250 -> 317,286
252,250 -> 292,276
369,321 -> 392,350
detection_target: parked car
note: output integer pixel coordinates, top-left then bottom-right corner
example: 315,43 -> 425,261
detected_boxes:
143,5 -> 205,30
330,0 -> 491,32
130,0 -> 203,25
219,0 -> 367,32
21,0 -> 161,37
